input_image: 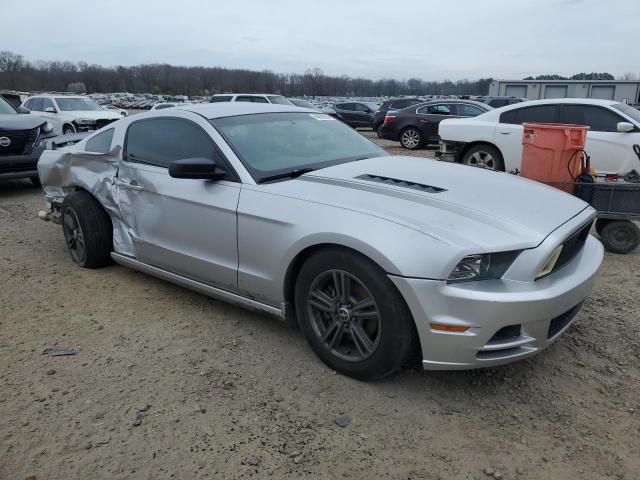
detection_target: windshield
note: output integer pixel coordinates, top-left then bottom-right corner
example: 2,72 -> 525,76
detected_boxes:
211,112 -> 386,181
55,97 -> 103,111
611,103 -> 640,124
267,95 -> 294,106
0,96 -> 16,114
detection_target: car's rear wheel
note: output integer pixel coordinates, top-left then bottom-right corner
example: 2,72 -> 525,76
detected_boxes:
599,220 -> 640,254
294,248 -> 417,380
400,127 -> 423,150
62,124 -> 75,135
462,144 -> 504,171
375,122 -> 384,138
61,191 -> 113,268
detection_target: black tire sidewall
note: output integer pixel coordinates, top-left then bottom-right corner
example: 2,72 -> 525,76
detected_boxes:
600,221 -> 640,254
294,248 -> 416,380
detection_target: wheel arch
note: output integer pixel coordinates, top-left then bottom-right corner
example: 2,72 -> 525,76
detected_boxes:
283,242 -> 398,324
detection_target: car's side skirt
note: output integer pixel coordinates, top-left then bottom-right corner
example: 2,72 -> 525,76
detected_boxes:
111,253 -> 285,319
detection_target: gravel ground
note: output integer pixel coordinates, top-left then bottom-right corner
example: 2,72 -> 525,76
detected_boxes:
1,131 -> 639,480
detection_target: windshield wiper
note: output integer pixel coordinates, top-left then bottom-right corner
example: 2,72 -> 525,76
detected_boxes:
257,168 -> 316,184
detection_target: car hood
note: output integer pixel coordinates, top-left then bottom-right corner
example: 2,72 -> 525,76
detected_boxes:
59,110 -> 122,120
0,113 -> 46,131
267,156 -> 590,250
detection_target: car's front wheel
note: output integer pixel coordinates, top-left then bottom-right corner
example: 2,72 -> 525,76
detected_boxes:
61,191 -> 113,268
462,144 -> 504,171
62,124 -> 75,135
400,127 -> 423,150
294,248 -> 417,380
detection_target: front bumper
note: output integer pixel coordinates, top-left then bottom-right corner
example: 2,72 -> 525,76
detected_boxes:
0,143 -> 47,180
390,233 -> 603,370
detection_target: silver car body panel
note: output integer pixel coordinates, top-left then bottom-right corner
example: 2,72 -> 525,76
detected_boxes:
38,103 -> 604,370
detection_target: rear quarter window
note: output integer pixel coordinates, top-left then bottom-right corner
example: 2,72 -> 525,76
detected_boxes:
85,129 -> 114,154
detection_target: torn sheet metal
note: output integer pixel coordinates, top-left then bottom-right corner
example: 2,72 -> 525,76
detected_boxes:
37,146 -> 134,256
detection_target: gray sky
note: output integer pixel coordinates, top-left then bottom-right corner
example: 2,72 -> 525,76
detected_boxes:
1,0 -> 638,80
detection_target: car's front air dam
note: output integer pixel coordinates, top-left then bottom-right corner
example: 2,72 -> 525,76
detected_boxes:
389,235 -> 604,370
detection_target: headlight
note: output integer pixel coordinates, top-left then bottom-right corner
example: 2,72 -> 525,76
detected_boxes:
536,245 -> 563,279
40,121 -> 54,134
75,118 -> 96,125
448,251 -> 521,283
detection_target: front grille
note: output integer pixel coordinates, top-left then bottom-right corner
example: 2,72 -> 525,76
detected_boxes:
0,128 -> 39,156
552,222 -> 592,273
95,118 -> 117,129
356,174 -> 446,193
547,302 -> 583,339
0,162 -> 38,174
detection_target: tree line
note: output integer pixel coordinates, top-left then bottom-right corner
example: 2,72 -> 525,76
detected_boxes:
0,51 -> 493,97
0,51 -> 625,98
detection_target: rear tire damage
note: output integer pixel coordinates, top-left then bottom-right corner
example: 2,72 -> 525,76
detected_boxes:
61,191 -> 113,268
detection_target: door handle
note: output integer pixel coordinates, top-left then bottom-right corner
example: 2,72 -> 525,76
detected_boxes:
114,178 -> 144,191
499,131 -> 511,135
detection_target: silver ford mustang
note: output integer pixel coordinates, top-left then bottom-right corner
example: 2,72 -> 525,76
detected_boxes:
38,103 -> 604,380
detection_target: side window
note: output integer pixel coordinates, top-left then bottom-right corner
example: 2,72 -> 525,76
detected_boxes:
354,103 -> 368,112
85,129 -> 115,154
42,98 -> 56,112
419,104 -> 451,115
563,105 -> 623,132
456,104 -> 486,117
500,105 -> 557,124
251,97 -> 269,104
236,96 -> 254,103
391,100 -> 408,109
489,99 -> 509,108
210,96 -> 232,103
337,103 -> 353,111
125,118 -> 224,170
30,98 -> 44,112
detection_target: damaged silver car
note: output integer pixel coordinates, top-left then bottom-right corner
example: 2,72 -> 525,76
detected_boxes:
38,103 -> 603,380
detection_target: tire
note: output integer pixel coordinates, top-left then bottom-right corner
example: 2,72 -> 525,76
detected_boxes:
62,125 -> 75,135
30,176 -> 41,187
294,248 -> 417,380
595,218 -> 612,237
374,122 -> 384,138
462,144 -> 505,171
599,220 -> 640,254
61,191 -> 113,268
400,127 -> 423,150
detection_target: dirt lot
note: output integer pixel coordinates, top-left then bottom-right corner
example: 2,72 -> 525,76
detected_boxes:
1,132 -> 639,480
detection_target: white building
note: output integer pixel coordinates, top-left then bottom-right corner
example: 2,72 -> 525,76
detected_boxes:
488,80 -> 640,104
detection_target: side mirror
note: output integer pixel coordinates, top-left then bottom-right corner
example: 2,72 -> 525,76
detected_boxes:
17,106 -> 30,114
169,157 -> 227,180
617,121 -> 635,133
45,107 -> 56,113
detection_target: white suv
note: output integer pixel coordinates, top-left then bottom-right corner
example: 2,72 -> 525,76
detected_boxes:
21,95 -> 122,135
209,93 -> 294,105
438,98 -> 640,174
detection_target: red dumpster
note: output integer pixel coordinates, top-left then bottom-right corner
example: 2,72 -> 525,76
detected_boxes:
521,123 -> 589,193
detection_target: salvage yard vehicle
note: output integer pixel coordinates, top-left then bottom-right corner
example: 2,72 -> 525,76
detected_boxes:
371,98 -> 424,138
333,101 -> 380,128
380,100 -> 492,150
22,95 -> 122,135
209,93 -> 294,105
38,103 -> 603,380
0,95 -> 56,184
437,98 -> 640,173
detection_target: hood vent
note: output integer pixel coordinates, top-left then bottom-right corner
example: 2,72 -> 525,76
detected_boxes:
355,174 -> 446,193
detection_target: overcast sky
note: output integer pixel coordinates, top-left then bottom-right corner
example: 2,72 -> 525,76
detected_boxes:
1,0 -> 638,80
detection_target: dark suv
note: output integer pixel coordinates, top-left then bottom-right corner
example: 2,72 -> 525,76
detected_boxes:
479,96 -> 525,108
371,98 -> 424,137
0,96 -> 56,185
333,102 -> 380,128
